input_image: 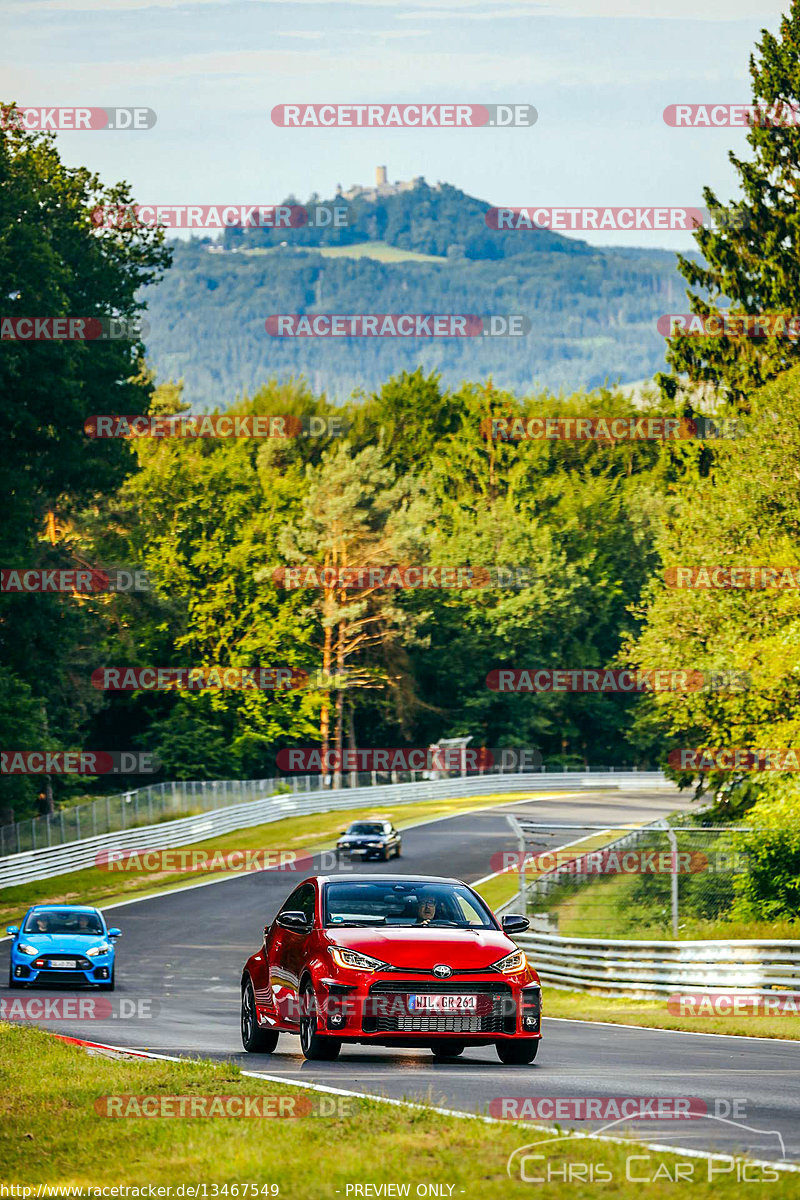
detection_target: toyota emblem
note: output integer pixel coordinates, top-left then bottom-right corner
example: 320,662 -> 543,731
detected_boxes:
433,964 -> 452,978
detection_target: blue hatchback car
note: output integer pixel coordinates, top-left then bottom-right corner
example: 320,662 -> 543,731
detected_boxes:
6,905 -> 121,990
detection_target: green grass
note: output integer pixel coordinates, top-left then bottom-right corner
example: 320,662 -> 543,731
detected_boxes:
544,871 -> 800,941
545,987 -> 800,1040
1,792 -> 559,930
1,1024 -> 795,1196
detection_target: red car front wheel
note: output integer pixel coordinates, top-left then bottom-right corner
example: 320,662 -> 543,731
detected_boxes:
299,982 -> 341,1060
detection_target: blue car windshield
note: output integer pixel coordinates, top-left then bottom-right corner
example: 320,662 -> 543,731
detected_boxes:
24,910 -> 104,935
324,881 -> 495,928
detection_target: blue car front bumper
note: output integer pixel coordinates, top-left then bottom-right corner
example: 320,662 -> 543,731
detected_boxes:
11,951 -> 114,986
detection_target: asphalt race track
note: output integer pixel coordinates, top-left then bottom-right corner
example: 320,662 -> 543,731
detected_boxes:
3,788 -> 799,1167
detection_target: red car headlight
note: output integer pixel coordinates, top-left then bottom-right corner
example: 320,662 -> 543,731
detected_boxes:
328,946 -> 390,972
492,948 -> 527,974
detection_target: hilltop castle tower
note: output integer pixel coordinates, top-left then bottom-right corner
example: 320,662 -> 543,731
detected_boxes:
341,168 -> 431,202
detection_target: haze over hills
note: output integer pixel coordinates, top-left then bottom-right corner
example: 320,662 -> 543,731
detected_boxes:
141,172 -> 693,407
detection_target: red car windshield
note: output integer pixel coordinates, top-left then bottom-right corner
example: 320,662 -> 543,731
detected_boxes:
323,880 -> 495,928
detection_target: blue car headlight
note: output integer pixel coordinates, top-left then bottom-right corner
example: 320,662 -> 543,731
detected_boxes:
17,943 -> 39,956
87,943 -> 113,957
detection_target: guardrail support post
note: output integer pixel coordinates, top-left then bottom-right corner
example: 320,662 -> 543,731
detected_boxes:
662,821 -> 679,938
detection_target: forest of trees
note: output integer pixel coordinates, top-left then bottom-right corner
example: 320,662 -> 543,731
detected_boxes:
143,236 -> 686,407
3,0 -> 800,930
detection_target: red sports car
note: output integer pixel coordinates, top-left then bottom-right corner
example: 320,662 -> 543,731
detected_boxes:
240,874 -> 542,1064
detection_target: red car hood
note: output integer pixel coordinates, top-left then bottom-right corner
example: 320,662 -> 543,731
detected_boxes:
326,927 -> 514,970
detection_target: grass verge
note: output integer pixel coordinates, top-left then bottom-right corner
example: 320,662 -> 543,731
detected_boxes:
540,872 -> 800,941
0,1024 -> 793,1196
1,792 -> 555,930
545,987 -> 800,1040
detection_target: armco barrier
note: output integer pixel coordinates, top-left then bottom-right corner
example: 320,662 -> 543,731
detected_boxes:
515,931 -> 800,998
0,770 -> 671,889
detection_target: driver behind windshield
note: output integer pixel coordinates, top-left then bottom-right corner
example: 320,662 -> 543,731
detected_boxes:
415,897 -> 437,925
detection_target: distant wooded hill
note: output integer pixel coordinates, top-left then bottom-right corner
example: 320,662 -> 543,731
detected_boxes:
140,181 -> 692,406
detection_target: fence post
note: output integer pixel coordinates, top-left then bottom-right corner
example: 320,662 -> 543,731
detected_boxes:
661,821 -> 679,938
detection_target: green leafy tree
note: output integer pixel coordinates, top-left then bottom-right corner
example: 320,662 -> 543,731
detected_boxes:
627,365 -> 800,799
662,3 -> 800,406
0,105 -> 170,817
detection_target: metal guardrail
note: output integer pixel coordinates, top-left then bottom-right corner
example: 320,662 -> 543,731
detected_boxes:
516,931 -> 800,997
0,764 -> 664,857
0,770 -> 671,890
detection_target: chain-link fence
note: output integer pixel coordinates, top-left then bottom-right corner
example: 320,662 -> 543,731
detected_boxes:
506,816 -> 752,939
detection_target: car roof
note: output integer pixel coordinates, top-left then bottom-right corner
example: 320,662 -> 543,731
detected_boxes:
316,873 -> 461,885
28,904 -> 102,914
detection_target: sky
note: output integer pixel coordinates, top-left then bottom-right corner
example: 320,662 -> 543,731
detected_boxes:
1,0 -> 793,249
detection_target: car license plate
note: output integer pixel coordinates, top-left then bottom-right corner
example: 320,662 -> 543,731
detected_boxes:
50,959 -> 78,968
408,994 -> 478,1012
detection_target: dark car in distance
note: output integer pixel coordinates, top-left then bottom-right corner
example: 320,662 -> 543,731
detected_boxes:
336,820 -> 402,861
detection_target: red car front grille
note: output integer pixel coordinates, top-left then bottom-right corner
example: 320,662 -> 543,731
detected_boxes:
365,979 -> 515,1034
